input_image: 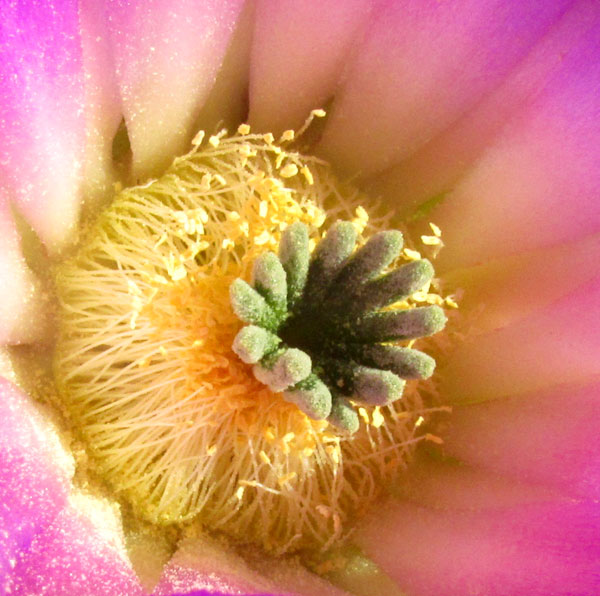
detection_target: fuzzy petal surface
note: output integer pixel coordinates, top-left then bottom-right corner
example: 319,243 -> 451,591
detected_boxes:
318,0 -> 572,176
440,274 -> 600,403
105,0 -> 245,180
0,0 -> 84,251
249,0 -> 373,135
433,18 -> 600,270
357,498 -> 600,596
10,495 -> 144,596
443,380 -> 600,499
153,536 -> 348,596
366,1 -> 600,217
0,378 -> 73,592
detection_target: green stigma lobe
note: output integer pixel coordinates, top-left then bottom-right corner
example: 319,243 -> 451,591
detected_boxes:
279,221 -> 310,310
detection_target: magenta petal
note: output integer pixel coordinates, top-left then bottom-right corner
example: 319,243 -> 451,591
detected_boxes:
10,499 -> 144,596
357,499 -> 600,596
434,20 -> 600,270
443,380 -> 600,498
106,0 -> 245,179
0,378 -> 73,591
0,0 -> 84,251
248,0 -> 373,135
366,2 -> 600,216
440,274 -> 600,403
318,0 -> 572,176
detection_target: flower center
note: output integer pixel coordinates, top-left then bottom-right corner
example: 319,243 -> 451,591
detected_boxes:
53,117 -> 451,554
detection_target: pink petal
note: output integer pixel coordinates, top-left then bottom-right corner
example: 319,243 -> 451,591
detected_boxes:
393,456 -> 559,511
317,0 -> 572,176
105,0 -> 245,180
357,499 -> 600,596
444,232 -> 600,335
0,378 -> 73,591
193,1 -> 255,135
0,0 -> 85,251
439,274 -> 600,403
0,199 -> 50,344
10,496 -> 144,596
153,535 -> 348,596
443,380 -> 600,499
79,0 -> 124,206
433,20 -> 600,270
366,1 -> 600,217
248,0 -> 373,135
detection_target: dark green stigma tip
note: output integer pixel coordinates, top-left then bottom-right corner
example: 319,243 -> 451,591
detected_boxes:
230,220 -> 447,434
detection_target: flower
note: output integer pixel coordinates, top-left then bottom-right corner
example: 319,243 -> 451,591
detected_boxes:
1,1 -> 599,595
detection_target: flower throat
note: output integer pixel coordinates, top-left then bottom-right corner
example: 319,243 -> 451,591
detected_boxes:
53,113 -> 450,554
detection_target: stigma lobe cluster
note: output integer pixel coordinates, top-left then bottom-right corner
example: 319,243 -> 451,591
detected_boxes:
230,221 -> 446,433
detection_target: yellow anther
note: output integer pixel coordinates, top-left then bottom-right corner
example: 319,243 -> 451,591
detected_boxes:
415,415 -> 425,428
429,222 -> 442,237
192,130 -> 205,146
421,235 -> 442,246
170,265 -> 187,281
200,173 -> 212,192
312,108 -> 326,118
326,445 -> 340,465
259,450 -> 271,465
403,248 -> 422,260
278,472 -> 297,486
275,152 -> 286,169
358,407 -> 370,424
445,296 -> 459,309
221,238 -> 235,250
280,129 -> 295,142
237,123 -> 251,135
236,486 -> 245,500
227,211 -> 241,221
263,132 -> 275,144
300,166 -> 314,185
209,135 -> 221,148
280,163 -> 299,178
259,201 -> 269,218
254,230 -> 272,246
372,407 -> 385,428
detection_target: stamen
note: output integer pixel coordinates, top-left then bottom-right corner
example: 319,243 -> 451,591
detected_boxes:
53,122 -> 451,554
